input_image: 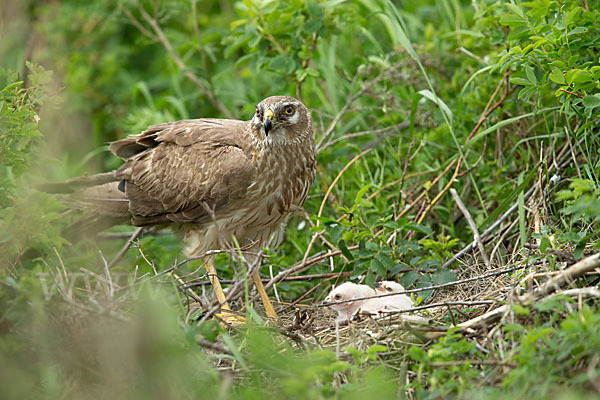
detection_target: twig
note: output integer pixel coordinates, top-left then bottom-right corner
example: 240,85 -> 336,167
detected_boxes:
197,337 -> 232,355
317,121 -> 410,153
130,3 -> 234,118
382,300 -> 495,314
280,276 -> 337,313
440,185 -> 536,269
182,271 -> 353,288
315,261 -> 539,307
559,88 -> 584,99
301,148 -> 372,267
431,252 -> 600,338
450,188 -> 490,268
393,158 -> 458,223
316,64 -> 393,151
465,72 -> 515,142
416,157 -> 462,224
107,227 -> 144,270
97,230 -> 168,239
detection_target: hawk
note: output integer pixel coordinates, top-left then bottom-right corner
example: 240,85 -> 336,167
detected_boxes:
54,96 -> 316,322
322,280 -> 414,323
323,282 -> 376,323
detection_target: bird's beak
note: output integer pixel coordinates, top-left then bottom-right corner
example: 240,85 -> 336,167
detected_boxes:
373,281 -> 382,289
321,299 -> 331,306
263,109 -> 274,136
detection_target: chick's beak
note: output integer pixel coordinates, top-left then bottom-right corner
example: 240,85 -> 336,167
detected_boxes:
263,109 -> 274,135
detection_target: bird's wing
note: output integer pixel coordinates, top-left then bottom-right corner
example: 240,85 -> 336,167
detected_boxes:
111,119 -> 255,226
109,118 -> 247,159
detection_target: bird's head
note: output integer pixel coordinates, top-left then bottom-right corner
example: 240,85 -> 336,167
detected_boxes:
374,280 -> 406,293
323,282 -> 361,312
251,96 -> 312,145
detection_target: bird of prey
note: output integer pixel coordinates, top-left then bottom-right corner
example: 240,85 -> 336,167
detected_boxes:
323,282 -> 376,323
50,96 -> 316,323
361,280 -> 413,314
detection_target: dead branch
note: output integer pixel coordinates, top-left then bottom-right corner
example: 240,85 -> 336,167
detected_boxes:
430,252 -> 600,338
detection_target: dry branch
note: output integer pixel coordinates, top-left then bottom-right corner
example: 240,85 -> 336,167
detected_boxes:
428,252 -> 600,338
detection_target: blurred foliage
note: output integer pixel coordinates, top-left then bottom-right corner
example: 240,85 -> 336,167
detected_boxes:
1,0 -> 600,398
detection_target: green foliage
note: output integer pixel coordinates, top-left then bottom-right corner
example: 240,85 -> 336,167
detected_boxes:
0,63 -> 58,207
2,0 -> 600,397
503,304 -> 600,397
0,64 -> 66,260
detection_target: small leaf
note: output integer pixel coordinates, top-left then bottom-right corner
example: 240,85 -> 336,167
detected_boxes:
418,89 -> 453,123
582,95 -> 600,108
306,0 -> 324,19
370,258 -> 386,277
510,77 -> 531,86
339,239 -> 354,261
525,66 -> 537,84
549,69 -> 565,84
539,236 -> 550,253
431,269 -> 457,285
399,270 -> 419,287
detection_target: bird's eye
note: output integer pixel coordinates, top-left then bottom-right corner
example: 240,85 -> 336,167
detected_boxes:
284,106 -> 294,115
334,294 -> 341,300
385,287 -> 393,292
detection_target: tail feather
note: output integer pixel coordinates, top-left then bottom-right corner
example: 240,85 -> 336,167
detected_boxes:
40,173 -> 134,238
69,182 -> 131,219
38,172 -> 119,193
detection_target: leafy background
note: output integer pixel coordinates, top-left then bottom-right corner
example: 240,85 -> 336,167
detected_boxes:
1,0 -> 600,398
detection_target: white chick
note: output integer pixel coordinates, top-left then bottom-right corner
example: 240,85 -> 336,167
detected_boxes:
323,282 -> 376,323
361,280 -> 413,316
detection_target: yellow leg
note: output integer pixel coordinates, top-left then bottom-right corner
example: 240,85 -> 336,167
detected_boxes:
251,272 -> 278,319
204,262 -> 245,325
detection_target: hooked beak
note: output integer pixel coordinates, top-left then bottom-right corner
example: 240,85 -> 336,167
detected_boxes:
263,109 -> 274,136
373,281 -> 382,289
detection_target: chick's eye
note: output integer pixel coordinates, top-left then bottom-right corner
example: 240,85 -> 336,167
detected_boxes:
334,294 -> 341,300
284,106 -> 294,114
386,287 -> 393,292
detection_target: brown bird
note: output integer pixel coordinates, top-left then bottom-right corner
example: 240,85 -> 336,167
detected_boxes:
50,96 -> 316,323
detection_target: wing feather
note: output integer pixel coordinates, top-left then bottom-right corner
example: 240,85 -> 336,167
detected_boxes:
110,119 -> 254,226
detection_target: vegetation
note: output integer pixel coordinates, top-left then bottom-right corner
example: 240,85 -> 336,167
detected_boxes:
1,0 -> 600,398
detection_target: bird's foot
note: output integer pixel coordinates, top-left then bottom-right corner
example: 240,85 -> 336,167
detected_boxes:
215,309 -> 246,326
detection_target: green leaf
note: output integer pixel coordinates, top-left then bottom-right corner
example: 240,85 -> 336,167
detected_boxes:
1,81 -> 24,93
505,3 -> 526,18
375,253 -> 394,270
302,19 -> 322,34
354,184 -> 371,205
418,89 -> 453,123
370,258 -> 386,276
549,69 -> 565,84
431,269 -> 457,285
525,66 -> 537,84
339,239 -> 354,261
306,0 -> 324,19
582,95 -> 600,108
466,107 -> 560,146
399,270 -> 419,287
510,77 -> 532,86
268,54 -> 297,74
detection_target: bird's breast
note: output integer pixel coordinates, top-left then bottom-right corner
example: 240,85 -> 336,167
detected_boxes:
182,140 -> 315,257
